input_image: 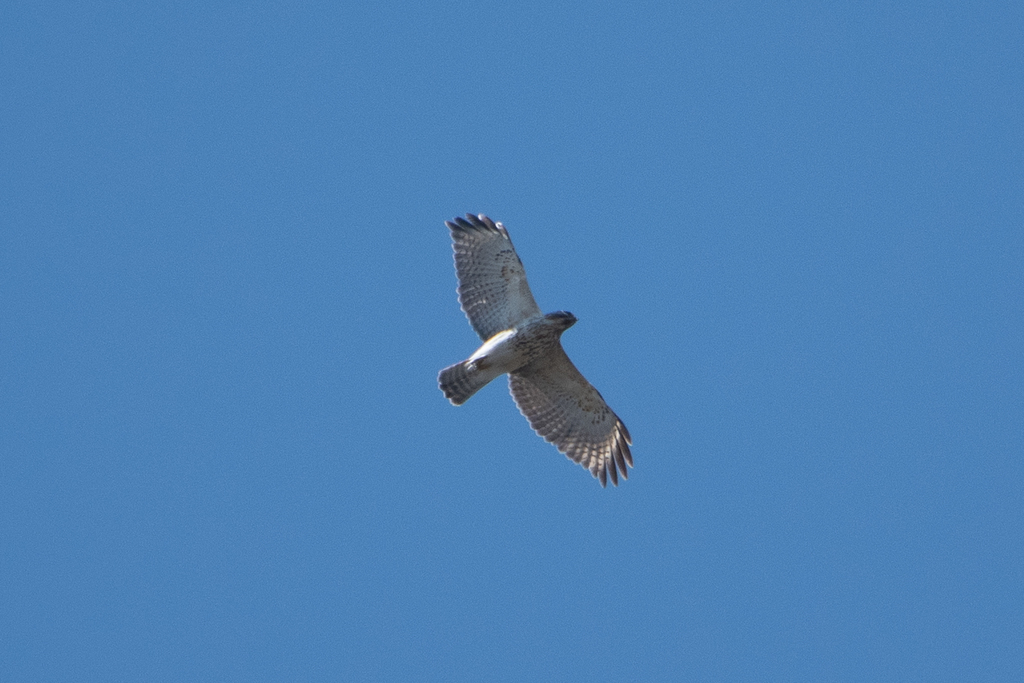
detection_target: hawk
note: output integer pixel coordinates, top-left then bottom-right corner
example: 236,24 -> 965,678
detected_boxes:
438,213 -> 633,486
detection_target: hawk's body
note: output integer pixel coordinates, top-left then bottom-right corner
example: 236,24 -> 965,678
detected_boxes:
438,214 -> 632,486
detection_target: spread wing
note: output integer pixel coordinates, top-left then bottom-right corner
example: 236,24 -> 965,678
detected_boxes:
446,214 -> 542,341
509,344 -> 633,486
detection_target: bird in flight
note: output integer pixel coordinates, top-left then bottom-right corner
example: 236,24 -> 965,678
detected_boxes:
438,214 -> 632,486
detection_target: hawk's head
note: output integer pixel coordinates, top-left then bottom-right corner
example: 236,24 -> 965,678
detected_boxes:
545,311 -> 578,331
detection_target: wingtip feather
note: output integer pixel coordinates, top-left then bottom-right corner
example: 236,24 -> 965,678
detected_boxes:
446,213 -> 506,237
613,443 -> 629,481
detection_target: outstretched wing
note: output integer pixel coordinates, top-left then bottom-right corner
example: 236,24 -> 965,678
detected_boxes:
446,214 -> 542,341
508,345 -> 633,486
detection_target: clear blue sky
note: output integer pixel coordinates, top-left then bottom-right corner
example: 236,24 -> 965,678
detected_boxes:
2,2 -> 1022,680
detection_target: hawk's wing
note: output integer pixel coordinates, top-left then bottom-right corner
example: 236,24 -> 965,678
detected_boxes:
446,214 -> 542,341
509,344 -> 633,486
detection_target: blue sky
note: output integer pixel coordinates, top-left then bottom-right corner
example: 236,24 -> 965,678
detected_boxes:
2,1 -> 1022,680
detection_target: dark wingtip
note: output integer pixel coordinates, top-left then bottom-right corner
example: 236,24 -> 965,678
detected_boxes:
474,214 -> 499,230
619,420 -> 633,446
602,427 -> 632,488
617,425 -> 633,469
447,216 -> 474,233
613,443 -> 629,481
446,214 -> 504,236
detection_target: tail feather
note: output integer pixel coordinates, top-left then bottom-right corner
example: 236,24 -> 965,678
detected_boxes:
438,361 -> 494,405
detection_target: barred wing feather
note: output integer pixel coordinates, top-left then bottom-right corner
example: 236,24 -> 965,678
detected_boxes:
508,345 -> 633,486
445,214 -> 542,341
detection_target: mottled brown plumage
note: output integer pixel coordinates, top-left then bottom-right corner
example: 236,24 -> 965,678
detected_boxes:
438,214 -> 632,486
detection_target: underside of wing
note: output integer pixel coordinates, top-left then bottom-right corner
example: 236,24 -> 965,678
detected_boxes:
508,345 -> 633,486
446,214 -> 542,341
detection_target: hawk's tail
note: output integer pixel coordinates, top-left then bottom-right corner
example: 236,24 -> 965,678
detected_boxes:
438,361 -> 494,405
